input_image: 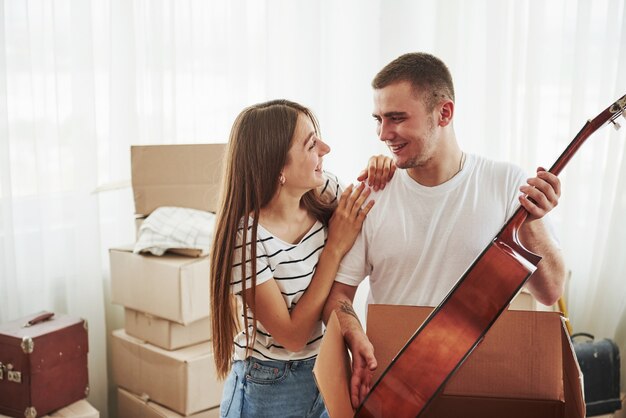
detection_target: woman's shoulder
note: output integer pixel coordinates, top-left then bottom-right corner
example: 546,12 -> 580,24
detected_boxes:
235,216 -> 273,244
318,170 -> 343,203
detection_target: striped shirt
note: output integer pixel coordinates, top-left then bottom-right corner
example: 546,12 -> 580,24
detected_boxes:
230,171 -> 341,362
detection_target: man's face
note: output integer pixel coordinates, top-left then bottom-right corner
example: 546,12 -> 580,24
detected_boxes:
372,81 -> 440,169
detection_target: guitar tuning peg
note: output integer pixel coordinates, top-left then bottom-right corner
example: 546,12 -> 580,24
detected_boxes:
610,119 -> 622,130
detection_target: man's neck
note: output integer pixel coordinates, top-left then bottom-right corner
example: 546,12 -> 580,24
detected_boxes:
407,145 -> 464,187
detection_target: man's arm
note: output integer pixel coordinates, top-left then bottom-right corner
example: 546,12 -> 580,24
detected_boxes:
323,282 -> 378,409
518,168 -> 567,306
518,219 -> 565,305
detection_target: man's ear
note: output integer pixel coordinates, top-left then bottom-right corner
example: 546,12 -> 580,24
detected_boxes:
438,100 -> 454,127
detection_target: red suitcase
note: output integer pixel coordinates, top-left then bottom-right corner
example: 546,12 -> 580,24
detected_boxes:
0,312 -> 89,418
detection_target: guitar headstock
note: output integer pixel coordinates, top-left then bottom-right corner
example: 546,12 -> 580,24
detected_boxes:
549,92 -> 626,176
608,93 -> 626,130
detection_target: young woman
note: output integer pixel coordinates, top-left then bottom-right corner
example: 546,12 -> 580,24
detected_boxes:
210,99 -> 393,417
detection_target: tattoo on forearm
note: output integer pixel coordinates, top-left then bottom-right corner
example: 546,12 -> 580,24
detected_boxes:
339,301 -> 361,325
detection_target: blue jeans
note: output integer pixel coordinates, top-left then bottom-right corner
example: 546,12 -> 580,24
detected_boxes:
220,357 -> 329,418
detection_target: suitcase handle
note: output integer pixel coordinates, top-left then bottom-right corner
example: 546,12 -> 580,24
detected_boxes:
571,332 -> 595,341
23,312 -> 55,327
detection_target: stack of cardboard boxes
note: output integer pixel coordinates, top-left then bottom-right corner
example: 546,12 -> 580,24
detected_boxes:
109,144 -> 226,418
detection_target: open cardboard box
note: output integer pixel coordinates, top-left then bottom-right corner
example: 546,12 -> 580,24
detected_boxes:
314,305 -> 585,418
131,143 -> 226,217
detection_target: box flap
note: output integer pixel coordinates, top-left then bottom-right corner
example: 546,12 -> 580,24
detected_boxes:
561,318 -> 586,418
445,309 -> 563,400
313,312 -> 355,418
131,143 -> 226,216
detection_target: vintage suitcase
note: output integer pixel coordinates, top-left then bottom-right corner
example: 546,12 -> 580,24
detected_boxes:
0,312 -> 89,418
572,333 -> 621,416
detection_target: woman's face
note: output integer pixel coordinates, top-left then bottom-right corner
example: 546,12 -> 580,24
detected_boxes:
281,113 -> 330,192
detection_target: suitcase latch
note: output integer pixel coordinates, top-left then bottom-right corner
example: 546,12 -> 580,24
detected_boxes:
0,363 -> 21,383
3,363 -> 21,383
7,364 -> 21,383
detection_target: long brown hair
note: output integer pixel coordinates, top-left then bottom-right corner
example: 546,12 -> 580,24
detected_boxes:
210,99 -> 335,378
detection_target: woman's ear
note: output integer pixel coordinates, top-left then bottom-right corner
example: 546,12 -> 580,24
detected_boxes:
438,100 -> 454,127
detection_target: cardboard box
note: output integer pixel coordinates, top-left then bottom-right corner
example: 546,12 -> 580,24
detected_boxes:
0,399 -> 99,418
111,329 -> 222,415
314,305 -> 584,418
124,308 -> 211,350
45,400 -> 99,418
131,144 -> 226,217
117,388 -> 219,418
109,247 -> 209,325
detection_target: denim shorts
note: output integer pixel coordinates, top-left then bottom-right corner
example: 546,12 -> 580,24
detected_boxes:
220,357 -> 329,418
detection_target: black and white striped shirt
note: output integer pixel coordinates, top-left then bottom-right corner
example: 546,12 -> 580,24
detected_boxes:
231,172 -> 341,362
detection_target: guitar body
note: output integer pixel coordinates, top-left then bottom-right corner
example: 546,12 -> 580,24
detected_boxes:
355,93 -> 626,418
355,216 -> 540,418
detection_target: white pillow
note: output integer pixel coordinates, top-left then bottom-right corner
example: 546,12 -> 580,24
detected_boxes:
133,206 -> 216,256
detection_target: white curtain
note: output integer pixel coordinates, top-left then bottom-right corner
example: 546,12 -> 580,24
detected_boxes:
1,0 -> 625,416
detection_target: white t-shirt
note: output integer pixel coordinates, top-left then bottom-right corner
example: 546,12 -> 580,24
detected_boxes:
335,154 -> 528,307
230,172 -> 341,362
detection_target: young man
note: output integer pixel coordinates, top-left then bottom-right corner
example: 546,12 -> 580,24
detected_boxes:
322,52 -> 566,408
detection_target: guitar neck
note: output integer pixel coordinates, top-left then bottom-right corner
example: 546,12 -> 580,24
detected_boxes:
549,93 -> 626,176
503,93 -> 626,246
